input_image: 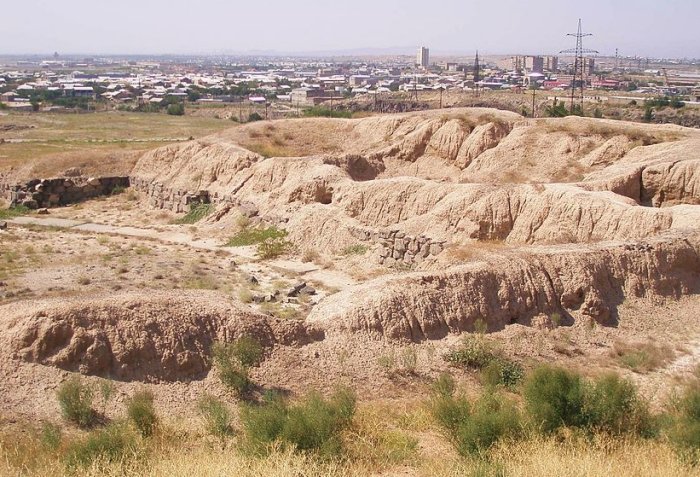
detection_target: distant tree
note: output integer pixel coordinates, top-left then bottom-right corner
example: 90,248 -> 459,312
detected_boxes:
166,103 -> 185,116
248,112 -> 263,122
593,108 -> 603,118
544,99 -> 569,118
643,105 -> 654,122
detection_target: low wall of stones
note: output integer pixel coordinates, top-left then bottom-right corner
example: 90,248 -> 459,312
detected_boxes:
129,177 -> 245,213
349,226 -> 447,266
2,177 -> 130,209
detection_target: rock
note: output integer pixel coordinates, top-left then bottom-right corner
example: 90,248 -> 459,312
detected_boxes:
63,167 -> 82,177
37,208 -> 49,215
246,275 -> 259,285
0,221 -> 6,230
287,282 -> 307,297
300,286 -> 317,296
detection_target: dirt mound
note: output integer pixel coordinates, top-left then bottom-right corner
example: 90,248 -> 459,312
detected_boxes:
4,291 -> 322,382
308,233 -> 700,341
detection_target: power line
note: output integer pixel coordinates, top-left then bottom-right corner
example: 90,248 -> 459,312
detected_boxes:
560,19 -> 598,111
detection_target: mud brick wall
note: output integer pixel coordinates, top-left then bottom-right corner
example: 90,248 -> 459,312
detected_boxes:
349,226 -> 447,265
2,177 -> 130,208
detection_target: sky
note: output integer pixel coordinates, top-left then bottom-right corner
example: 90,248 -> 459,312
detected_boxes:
2,0 -> 698,58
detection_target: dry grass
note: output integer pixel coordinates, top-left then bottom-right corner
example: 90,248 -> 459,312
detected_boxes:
445,240 -> 508,262
611,341 -> 675,373
1,417 -> 698,477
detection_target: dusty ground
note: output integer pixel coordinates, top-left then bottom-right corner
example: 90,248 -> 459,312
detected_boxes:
0,107 -> 699,432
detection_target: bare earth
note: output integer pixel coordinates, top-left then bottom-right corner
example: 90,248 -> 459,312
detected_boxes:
1,106 -> 699,432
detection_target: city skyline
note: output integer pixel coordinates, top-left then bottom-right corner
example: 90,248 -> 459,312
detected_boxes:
1,0 -> 698,58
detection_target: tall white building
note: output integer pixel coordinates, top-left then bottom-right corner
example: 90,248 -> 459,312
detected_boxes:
417,47 -> 430,69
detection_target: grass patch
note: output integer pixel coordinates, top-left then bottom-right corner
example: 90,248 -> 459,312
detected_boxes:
198,395 -> 234,438
240,386 -> 356,456
226,226 -> 288,247
211,337 -> 264,397
65,423 -> 138,469
612,341 -> 674,373
0,205 -> 30,219
126,389 -> 158,438
56,377 -> 96,428
342,244 -> 369,256
303,106 -> 352,119
175,203 -> 214,225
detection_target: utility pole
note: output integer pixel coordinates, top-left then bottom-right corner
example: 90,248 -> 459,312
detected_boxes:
560,19 -> 598,111
531,88 -> 536,118
439,87 -> 443,108
473,50 -> 481,98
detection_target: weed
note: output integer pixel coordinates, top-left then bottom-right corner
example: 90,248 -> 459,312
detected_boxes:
226,226 -> 287,247
198,394 -> 234,438
257,237 -> 291,260
229,336 -> 264,368
480,359 -> 525,390
77,276 -> 91,286
175,203 -> 214,225
211,337 -> 263,397
523,365 -> 587,433
430,381 -> 522,456
65,422 -> 138,469
0,205 -> 30,219
56,376 -> 96,428
240,386 -> 356,456
612,341 -> 674,373
126,389 -> 158,437
39,423 -> 62,452
342,244 -> 369,256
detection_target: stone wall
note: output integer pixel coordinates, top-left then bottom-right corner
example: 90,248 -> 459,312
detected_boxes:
349,226 -> 447,266
2,177 -> 130,209
129,177 -> 217,213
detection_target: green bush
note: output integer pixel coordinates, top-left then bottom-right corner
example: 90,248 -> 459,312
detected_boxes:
585,374 -> 653,437
56,377 -> 96,428
523,366 -> 587,433
65,423 -> 138,469
167,103 -> 185,116
0,204 -> 30,220
480,358 -> 524,390
429,380 -> 521,456
226,226 -> 288,247
667,385 -> 700,453
240,386 -> 356,456
302,106 -> 352,119
126,389 -> 158,437
256,237 -> 291,259
248,112 -> 263,122
175,203 -> 214,224
445,336 -> 496,369
40,423 -> 62,452
212,342 -> 251,397
197,394 -> 234,438
229,336 -> 264,368
342,244 -> 369,256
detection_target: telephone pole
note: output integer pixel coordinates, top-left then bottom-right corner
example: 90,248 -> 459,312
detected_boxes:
560,19 -> 598,111
473,50 -> 481,98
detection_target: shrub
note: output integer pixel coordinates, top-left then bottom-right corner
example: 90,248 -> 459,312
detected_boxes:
480,358 -> 524,390
429,380 -> 521,456
612,341 -> 673,374
257,237 -> 291,259
342,244 -> 369,256
585,374 -> 653,437
0,204 -> 30,220
667,385 -> 700,453
445,336 -> 497,369
65,423 -> 138,469
302,106 -> 352,119
226,226 -> 288,247
167,103 -> 185,116
56,377 -> 96,428
40,423 -> 62,452
248,112 -> 263,122
126,389 -> 158,437
523,365 -> 587,433
240,386 -> 356,456
197,394 -> 234,438
175,203 -> 214,224
212,342 -> 251,397
229,336 -> 264,368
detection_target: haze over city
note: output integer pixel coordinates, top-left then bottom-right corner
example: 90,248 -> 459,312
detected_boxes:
2,0 -> 699,57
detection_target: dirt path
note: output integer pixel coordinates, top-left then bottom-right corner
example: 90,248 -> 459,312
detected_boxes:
9,216 -> 356,290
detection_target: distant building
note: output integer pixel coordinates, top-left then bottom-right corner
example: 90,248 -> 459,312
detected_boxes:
584,58 -> 595,76
544,56 -> 559,73
417,47 -> 430,69
525,56 -> 544,74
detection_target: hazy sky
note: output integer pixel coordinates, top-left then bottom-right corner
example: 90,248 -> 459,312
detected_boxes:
3,0 -> 698,57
